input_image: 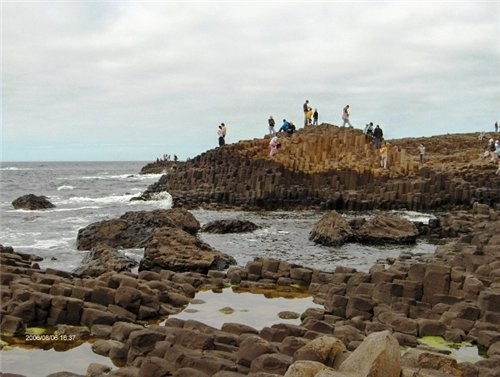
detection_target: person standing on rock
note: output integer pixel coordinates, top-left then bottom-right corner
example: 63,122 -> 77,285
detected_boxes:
495,121 -> 498,133
313,109 -> 319,125
268,116 -> 276,136
221,123 -> 227,141
418,143 -> 426,164
218,125 -> 225,146
373,124 -> 383,149
303,100 -> 309,126
341,105 -> 353,128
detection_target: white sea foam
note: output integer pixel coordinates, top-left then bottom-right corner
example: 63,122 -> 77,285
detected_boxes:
30,237 -> 74,250
146,191 -> 173,209
59,193 -> 137,205
390,210 -> 436,223
57,185 -> 75,191
51,206 -> 102,212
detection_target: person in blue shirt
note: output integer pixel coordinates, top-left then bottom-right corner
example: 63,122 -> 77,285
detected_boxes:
279,119 -> 290,133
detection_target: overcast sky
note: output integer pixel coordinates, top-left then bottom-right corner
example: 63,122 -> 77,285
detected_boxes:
2,1 -> 499,162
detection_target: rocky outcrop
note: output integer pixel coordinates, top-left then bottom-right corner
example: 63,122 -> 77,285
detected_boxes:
140,160 -> 184,174
310,212 -> 418,246
140,227 -> 236,273
139,127 -> 500,210
76,208 -> 200,250
11,194 -> 55,210
201,219 -> 260,233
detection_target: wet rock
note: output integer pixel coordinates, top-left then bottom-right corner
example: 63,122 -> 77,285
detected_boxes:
140,227 -> 236,273
12,194 -> 55,210
309,211 -> 353,246
201,219 -> 260,233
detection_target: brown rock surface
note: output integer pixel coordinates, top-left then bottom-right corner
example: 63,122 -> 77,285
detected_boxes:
140,227 -> 236,273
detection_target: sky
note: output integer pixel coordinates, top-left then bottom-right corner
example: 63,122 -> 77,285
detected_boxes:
1,1 -> 499,162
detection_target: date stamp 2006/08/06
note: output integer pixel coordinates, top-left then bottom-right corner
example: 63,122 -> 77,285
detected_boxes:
25,334 -> 77,342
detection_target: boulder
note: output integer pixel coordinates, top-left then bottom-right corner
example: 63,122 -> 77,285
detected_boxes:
76,208 -> 200,250
140,227 -> 236,273
338,330 -> 401,377
201,219 -> 260,233
353,213 -> 418,244
12,194 -> 55,210
72,244 -> 138,277
309,211 -> 354,246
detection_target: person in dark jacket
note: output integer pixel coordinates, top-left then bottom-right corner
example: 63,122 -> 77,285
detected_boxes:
313,109 -> 319,125
373,125 -> 383,149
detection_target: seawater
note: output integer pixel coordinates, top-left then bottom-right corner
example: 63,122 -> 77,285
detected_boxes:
0,161 -> 437,273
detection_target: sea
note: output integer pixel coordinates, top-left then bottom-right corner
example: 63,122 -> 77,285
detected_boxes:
2,161 -> 478,376
0,161 -> 438,274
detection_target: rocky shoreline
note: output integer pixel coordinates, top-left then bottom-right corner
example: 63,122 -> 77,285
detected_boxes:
1,203 -> 499,377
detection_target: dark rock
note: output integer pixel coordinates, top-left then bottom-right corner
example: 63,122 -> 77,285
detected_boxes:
140,227 -> 236,273
201,219 -> 260,233
76,208 -> 200,250
12,194 -> 55,210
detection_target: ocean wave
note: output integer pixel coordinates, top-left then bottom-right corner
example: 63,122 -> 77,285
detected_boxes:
144,192 -> 173,209
57,185 -> 75,191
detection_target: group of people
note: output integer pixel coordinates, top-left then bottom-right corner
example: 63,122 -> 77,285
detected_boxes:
363,122 -> 385,149
303,100 -> 319,126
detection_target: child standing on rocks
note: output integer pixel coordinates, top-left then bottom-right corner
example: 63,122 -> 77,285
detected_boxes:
269,136 -> 280,156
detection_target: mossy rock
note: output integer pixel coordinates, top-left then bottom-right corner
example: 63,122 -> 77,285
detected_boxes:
219,307 -> 235,314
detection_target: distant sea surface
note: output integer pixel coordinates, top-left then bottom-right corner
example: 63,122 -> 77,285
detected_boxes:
0,161 -> 437,273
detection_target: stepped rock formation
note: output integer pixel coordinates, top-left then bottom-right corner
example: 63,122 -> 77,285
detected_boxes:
140,125 -> 500,210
